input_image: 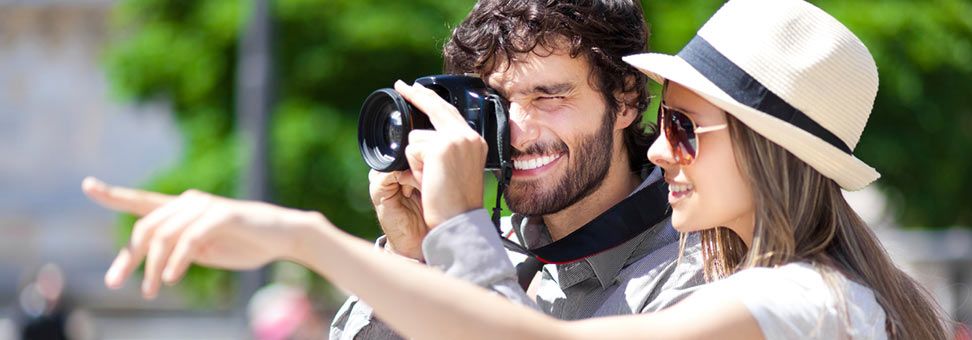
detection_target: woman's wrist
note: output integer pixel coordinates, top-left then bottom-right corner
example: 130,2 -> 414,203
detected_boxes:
283,209 -> 336,265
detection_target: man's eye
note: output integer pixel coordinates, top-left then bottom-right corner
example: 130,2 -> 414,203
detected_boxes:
538,96 -> 565,101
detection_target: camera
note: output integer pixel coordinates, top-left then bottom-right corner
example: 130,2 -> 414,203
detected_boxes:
358,75 -> 511,172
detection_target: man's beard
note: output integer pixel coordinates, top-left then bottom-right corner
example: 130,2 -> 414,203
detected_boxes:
505,111 -> 615,215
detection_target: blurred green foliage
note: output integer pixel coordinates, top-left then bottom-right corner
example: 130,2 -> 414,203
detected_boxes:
105,0 -> 475,306
104,0 -> 972,305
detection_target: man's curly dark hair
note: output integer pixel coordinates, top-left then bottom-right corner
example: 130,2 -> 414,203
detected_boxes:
443,0 -> 655,172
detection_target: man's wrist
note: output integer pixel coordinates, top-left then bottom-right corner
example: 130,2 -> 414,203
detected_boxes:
382,238 -> 425,263
426,205 -> 483,229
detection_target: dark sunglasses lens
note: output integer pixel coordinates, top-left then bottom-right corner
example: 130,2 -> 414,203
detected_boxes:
662,107 -> 697,164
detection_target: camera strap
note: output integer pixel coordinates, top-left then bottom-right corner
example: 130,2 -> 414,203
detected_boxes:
501,179 -> 670,262
500,178 -> 671,289
482,93 -> 670,289
487,94 -> 513,230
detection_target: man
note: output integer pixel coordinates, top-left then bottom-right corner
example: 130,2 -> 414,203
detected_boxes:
331,0 -> 703,338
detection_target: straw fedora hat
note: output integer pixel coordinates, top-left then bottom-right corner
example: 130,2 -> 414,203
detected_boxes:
624,0 -> 880,190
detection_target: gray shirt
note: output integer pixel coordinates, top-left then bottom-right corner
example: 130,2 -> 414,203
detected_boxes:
330,172 -> 705,339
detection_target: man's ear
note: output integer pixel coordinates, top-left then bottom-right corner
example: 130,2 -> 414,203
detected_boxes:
613,75 -> 639,130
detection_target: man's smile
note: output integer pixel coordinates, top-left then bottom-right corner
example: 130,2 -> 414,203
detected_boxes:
511,152 -> 565,177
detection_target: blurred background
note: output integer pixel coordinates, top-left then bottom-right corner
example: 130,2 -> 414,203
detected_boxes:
0,0 -> 969,339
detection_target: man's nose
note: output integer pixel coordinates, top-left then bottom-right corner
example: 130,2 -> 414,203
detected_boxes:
509,102 -> 539,151
647,132 -> 677,171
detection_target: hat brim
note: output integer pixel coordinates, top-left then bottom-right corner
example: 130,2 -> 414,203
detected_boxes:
623,53 -> 880,191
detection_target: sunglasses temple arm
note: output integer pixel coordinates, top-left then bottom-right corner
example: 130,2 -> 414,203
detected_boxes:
695,124 -> 728,134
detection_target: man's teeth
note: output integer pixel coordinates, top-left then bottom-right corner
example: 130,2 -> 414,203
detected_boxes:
669,183 -> 694,193
513,154 -> 560,170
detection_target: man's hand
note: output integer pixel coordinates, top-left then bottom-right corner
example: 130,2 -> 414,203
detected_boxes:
82,177 -> 323,300
369,169 -> 428,260
393,80 -> 487,228
356,79 -> 490,261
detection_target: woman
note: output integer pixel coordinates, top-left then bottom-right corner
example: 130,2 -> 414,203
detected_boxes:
84,0 -> 948,338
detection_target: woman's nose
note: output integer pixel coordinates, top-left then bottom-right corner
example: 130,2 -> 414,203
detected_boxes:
647,132 -> 677,171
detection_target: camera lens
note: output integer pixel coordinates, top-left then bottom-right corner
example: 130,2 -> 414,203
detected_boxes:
383,109 -> 403,152
358,89 -> 415,171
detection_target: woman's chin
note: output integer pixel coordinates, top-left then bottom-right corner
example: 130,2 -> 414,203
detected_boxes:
670,212 -> 693,232
670,209 -> 715,234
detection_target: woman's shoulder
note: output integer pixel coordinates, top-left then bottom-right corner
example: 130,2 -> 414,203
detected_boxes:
713,262 -> 839,309
701,261 -> 887,339
733,262 -> 845,291
732,261 -> 824,284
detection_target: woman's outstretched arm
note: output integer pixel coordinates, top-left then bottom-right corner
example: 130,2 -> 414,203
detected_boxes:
82,176 -> 762,340
294,212 -> 763,340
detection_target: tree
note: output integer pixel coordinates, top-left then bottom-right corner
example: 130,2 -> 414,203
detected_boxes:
105,0 -> 475,306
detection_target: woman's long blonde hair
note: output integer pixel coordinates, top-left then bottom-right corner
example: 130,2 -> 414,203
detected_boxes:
694,115 -> 949,339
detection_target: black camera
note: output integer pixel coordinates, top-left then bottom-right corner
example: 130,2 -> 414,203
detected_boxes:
358,75 -> 511,172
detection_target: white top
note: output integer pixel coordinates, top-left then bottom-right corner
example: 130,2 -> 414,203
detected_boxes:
701,262 -> 887,339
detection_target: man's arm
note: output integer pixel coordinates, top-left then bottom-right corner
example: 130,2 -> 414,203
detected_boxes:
422,209 -> 535,305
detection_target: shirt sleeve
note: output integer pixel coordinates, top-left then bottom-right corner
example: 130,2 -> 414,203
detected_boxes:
639,232 -> 706,313
329,236 -> 406,340
330,293 -> 403,340
330,209 -> 537,340
421,208 -> 537,307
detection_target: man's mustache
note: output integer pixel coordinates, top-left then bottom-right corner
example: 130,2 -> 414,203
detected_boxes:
511,140 -> 568,158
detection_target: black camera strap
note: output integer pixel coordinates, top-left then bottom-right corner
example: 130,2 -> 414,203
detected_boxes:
482,93 -> 670,289
501,179 -> 670,262
499,179 -> 671,289
484,93 -> 540,289
487,94 -> 513,230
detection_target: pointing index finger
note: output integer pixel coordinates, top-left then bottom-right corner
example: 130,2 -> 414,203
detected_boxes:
82,177 -> 173,216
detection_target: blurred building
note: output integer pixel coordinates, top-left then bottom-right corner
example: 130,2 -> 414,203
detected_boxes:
0,0 -> 174,305
0,1 -> 247,338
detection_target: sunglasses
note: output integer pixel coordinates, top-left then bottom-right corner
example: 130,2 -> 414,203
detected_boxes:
657,101 -> 728,166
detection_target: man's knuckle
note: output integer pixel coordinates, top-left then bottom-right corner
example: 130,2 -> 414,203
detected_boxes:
467,135 -> 484,145
439,142 -> 456,154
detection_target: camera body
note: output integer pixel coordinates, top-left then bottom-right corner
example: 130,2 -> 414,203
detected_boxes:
358,75 -> 511,172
